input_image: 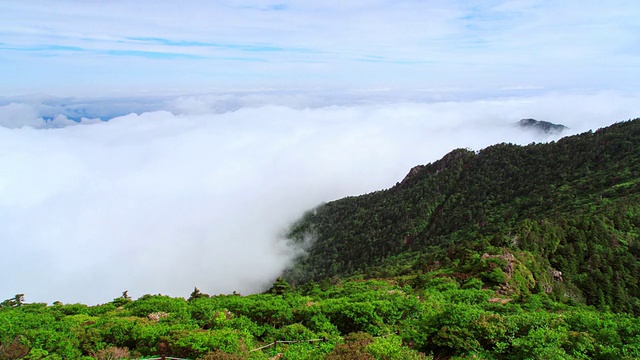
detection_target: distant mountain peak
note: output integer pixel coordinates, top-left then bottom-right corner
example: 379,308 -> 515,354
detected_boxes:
518,118 -> 567,134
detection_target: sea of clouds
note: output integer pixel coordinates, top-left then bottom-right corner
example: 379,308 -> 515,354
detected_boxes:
0,90 -> 638,304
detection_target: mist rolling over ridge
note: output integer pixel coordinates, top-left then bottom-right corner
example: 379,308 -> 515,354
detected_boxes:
0,91 -> 638,304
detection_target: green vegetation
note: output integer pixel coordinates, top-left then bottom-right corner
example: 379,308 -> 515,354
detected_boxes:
4,118 -> 640,359
3,278 -> 640,359
285,118 -> 640,314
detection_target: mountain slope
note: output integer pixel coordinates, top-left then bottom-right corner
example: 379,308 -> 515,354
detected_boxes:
284,118 -> 640,313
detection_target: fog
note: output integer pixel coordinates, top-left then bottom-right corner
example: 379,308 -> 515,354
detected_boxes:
0,90 -> 638,304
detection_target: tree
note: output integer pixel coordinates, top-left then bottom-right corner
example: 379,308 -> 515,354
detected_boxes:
0,295 -> 24,308
269,277 -> 291,296
111,290 -> 132,307
188,287 -> 209,302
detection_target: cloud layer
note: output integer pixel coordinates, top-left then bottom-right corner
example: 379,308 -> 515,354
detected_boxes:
0,91 -> 638,304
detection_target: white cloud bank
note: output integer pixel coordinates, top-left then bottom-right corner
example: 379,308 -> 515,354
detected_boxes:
0,91 -> 638,304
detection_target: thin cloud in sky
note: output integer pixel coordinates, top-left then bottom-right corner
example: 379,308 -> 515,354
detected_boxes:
1,1 -> 639,95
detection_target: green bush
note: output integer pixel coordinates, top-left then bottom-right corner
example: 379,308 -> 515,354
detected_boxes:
366,335 -> 425,360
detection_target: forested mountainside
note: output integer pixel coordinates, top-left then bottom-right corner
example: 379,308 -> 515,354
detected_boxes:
285,118 -> 640,314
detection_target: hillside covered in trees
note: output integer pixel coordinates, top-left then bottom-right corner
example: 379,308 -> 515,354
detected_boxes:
3,118 -> 640,359
285,118 -> 640,313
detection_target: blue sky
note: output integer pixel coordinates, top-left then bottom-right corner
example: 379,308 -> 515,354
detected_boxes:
1,0 -> 639,96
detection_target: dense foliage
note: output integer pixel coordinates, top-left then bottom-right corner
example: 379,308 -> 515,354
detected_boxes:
3,277 -> 640,359
285,118 -> 640,313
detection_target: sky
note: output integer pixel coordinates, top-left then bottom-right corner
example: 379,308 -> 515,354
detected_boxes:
1,1 -> 639,95
0,1 -> 640,304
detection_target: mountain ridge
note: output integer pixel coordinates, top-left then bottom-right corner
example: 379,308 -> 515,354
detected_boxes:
284,118 -> 640,313
518,118 -> 567,134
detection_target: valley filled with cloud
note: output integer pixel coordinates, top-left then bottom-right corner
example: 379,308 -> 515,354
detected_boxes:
1,90 -> 638,304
